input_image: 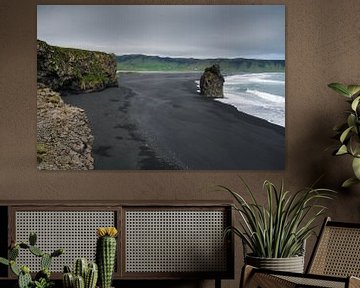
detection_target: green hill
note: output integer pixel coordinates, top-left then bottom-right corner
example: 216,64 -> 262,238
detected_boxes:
116,54 -> 285,73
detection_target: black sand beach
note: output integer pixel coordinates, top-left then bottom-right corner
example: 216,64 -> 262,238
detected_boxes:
63,73 -> 285,170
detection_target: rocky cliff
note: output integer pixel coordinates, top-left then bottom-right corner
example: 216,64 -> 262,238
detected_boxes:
200,64 -> 224,98
37,85 -> 94,170
37,40 -> 118,93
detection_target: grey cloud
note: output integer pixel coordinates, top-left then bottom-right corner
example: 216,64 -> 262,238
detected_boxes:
37,5 -> 284,60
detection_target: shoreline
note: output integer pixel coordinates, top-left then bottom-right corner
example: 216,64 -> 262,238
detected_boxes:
194,73 -> 285,127
124,71 -> 285,128
117,70 -> 203,74
63,72 -> 285,170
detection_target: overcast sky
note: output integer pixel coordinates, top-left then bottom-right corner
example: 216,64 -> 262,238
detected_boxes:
37,5 -> 285,60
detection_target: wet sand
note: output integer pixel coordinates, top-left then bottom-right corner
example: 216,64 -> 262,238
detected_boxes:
63,72 -> 285,170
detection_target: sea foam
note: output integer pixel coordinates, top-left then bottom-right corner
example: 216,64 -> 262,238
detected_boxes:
245,89 -> 285,104
195,72 -> 285,127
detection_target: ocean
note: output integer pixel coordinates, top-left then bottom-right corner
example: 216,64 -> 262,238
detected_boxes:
196,72 -> 285,127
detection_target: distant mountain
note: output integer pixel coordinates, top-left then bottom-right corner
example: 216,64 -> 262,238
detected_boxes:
116,54 -> 285,73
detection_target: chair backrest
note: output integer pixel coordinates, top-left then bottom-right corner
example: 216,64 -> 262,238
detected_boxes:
307,217 -> 360,277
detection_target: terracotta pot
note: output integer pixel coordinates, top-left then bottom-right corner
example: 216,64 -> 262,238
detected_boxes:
245,254 -> 305,273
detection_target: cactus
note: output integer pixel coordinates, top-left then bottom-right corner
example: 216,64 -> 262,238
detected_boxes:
19,271 -> 32,288
64,265 -> 72,273
0,232 -> 64,288
63,272 -> 74,288
18,267 -> 32,288
96,227 -> 118,288
21,265 -> 30,274
74,275 -> 85,288
9,246 -> 19,260
41,253 -> 52,270
74,258 -> 88,279
29,232 -> 37,246
85,263 -> 98,288
63,260 -> 98,288
62,265 -> 74,288
51,248 -> 64,257
19,243 -> 30,249
29,245 -> 44,257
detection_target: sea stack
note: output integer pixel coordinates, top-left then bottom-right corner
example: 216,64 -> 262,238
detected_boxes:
200,64 -> 224,98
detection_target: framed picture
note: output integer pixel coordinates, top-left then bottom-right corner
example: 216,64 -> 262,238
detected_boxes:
37,5 -> 285,170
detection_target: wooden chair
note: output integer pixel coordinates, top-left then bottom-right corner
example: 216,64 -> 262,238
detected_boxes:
241,217 -> 360,288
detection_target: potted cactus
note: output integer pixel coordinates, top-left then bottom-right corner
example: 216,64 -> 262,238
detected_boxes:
96,227 -> 118,288
62,258 -> 98,288
0,232 -> 63,288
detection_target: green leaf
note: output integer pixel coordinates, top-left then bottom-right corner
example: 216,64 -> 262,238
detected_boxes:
222,179 -> 335,258
328,83 -> 351,97
336,145 -> 348,155
340,126 -> 353,143
0,257 -> 9,266
347,85 -> 360,97
352,157 -> 360,179
350,135 -> 360,156
10,261 -> 20,276
351,96 -> 360,111
347,114 -> 356,128
342,177 -> 360,188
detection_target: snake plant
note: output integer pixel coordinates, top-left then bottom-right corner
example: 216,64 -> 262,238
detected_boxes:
221,178 -> 335,258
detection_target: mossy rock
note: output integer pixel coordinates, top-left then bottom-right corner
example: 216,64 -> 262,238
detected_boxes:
37,40 -> 118,93
36,143 -> 48,163
47,95 -> 62,104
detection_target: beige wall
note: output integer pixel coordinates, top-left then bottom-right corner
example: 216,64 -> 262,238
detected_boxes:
1,0 -> 360,287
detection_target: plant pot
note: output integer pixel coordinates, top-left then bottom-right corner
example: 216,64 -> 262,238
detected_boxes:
245,254 -> 304,273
